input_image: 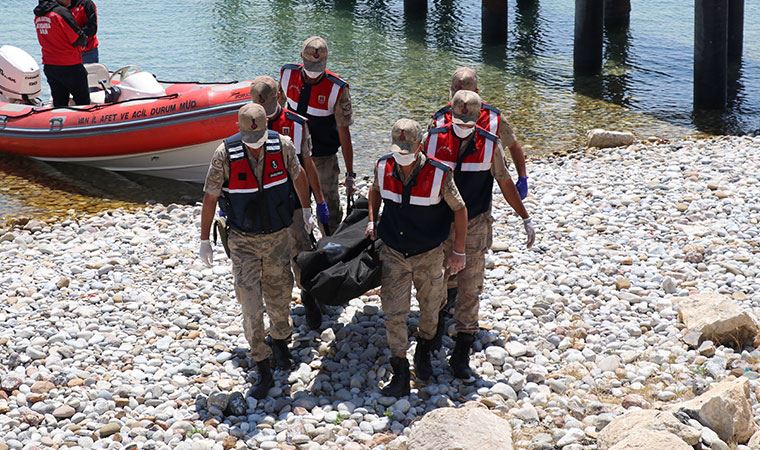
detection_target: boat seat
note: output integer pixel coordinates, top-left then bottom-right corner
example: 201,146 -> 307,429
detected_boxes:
84,63 -> 110,90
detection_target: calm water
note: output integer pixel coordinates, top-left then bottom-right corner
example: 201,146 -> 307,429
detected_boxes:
1,0 -> 759,222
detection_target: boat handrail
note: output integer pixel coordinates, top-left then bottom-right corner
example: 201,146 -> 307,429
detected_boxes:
1,93 -> 181,121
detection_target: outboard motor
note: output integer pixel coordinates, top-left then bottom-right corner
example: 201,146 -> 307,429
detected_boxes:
0,45 -> 42,105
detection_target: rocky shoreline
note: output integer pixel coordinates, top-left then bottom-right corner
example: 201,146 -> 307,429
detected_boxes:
1,136 -> 759,449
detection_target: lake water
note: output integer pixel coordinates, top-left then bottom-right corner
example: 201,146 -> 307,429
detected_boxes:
1,0 -> 759,223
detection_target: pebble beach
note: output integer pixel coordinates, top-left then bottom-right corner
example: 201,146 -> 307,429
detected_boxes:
1,135 -> 759,449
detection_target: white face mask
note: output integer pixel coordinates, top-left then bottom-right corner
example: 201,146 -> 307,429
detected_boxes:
303,69 -> 324,79
392,152 -> 416,166
453,124 -> 474,139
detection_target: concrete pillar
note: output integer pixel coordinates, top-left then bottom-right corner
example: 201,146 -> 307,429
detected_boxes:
694,0 -> 728,109
604,0 -> 630,29
482,0 -> 508,43
728,0 -> 744,63
404,0 -> 427,21
574,0 -> 605,75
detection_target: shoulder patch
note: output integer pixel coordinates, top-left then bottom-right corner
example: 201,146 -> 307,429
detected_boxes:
432,105 -> 451,119
477,127 -> 498,142
481,102 -> 501,114
325,72 -> 348,88
427,157 -> 452,172
429,126 -> 449,135
282,63 -> 301,72
284,110 -> 307,125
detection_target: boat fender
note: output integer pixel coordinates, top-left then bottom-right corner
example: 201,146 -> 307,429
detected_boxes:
213,216 -> 230,258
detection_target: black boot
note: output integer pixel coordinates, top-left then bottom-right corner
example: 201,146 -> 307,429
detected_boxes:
414,338 -> 434,382
430,308 -> 447,352
247,358 -> 274,400
449,333 -> 475,380
381,357 -> 410,397
270,338 -> 293,370
302,291 -> 322,330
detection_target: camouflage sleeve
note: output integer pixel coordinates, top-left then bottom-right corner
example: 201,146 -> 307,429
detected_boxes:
498,116 -> 517,148
491,140 -> 511,181
371,163 -> 380,192
203,143 -> 229,196
334,86 -> 354,128
301,123 -> 313,158
441,171 -> 465,211
280,135 -> 303,179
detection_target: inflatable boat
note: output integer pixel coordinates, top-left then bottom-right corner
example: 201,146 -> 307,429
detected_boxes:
0,45 -> 251,182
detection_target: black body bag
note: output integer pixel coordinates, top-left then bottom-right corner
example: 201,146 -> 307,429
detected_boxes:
295,196 -> 383,306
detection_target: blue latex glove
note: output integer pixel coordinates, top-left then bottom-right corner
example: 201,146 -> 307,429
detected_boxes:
316,202 -> 330,225
516,176 -> 529,200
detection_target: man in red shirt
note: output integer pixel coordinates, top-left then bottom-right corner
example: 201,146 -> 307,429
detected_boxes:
70,0 -> 99,63
34,0 -> 90,107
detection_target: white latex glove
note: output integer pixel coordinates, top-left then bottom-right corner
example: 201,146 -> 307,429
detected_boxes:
365,221 -> 376,240
447,250 -> 466,275
345,176 -> 355,197
199,240 -> 213,267
523,218 -> 536,249
302,208 -> 317,234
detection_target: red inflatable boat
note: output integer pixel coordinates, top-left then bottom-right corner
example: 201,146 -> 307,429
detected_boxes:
0,48 -> 251,182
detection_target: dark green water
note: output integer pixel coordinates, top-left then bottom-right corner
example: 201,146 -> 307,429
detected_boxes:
1,0 -> 758,222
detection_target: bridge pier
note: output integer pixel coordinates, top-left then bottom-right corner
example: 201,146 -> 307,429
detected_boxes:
482,0 -> 508,43
604,0 -> 630,29
404,0 -> 427,20
574,0 -> 605,75
728,0 -> 744,64
694,0 -> 728,109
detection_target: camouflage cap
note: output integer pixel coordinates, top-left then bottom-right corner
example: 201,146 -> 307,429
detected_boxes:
390,119 -> 423,155
250,76 -> 279,117
238,103 -> 268,147
301,36 -> 329,73
451,90 -> 481,126
450,67 -> 479,97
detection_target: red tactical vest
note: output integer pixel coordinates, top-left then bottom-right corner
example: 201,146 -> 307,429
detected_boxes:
71,1 -> 99,53
268,108 -> 307,157
279,63 -> 346,156
432,102 -> 502,135
376,155 -> 454,257
425,124 -> 498,219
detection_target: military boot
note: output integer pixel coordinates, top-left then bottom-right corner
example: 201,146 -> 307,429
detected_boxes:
430,308 -> 447,352
413,338 -> 434,382
247,358 -> 274,400
381,357 -> 410,397
270,338 -> 293,370
302,291 -> 322,330
448,333 -> 475,380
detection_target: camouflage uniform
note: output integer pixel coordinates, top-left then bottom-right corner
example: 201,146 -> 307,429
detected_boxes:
372,152 -> 465,357
288,122 -> 314,287
313,88 -> 353,233
442,137 -> 510,335
203,134 -> 302,362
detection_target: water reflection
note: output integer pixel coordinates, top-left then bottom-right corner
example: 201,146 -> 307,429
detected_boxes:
602,24 -> 633,106
428,0 -> 463,50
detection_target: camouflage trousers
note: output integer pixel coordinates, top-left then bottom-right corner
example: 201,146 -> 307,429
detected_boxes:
380,245 -> 446,358
443,212 -> 492,335
228,227 -> 294,362
289,210 -> 312,288
312,154 -> 343,234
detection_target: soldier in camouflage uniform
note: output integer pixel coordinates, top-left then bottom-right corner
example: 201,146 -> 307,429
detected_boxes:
426,91 -> 535,380
279,36 -> 356,329
367,119 -> 468,397
199,103 -> 313,399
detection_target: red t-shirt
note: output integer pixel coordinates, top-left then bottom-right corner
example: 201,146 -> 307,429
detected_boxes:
35,11 -> 83,66
71,2 -> 98,52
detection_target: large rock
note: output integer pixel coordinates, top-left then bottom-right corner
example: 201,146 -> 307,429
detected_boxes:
748,430 -> 760,450
608,430 -> 692,450
673,292 -> 760,348
586,129 -> 636,148
407,404 -> 513,450
597,410 -> 700,450
673,378 -> 757,444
